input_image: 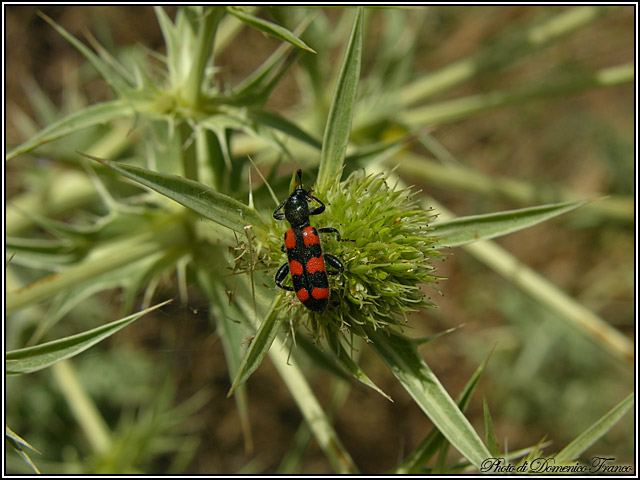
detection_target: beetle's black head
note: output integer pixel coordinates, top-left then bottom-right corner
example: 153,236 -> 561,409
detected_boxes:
284,184 -> 311,228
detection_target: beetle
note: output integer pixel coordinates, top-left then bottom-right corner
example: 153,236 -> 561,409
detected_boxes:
273,170 -> 344,313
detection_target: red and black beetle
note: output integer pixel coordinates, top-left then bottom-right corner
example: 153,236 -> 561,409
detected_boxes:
273,170 -> 344,313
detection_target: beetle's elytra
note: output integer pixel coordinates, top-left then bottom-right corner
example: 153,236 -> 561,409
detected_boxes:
273,170 -> 344,313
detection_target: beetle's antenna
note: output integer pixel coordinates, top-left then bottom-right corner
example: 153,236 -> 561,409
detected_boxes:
247,154 -> 279,206
296,169 -> 303,189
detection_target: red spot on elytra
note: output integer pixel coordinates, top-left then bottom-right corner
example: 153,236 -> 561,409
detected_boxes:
306,256 -> 325,274
289,260 -> 303,276
285,230 -> 296,249
297,288 -> 310,301
312,287 -> 329,300
303,226 -> 320,246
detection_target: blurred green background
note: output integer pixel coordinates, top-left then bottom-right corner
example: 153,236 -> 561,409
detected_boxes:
5,5 -> 634,474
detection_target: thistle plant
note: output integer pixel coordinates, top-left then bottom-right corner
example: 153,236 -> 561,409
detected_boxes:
6,6 -> 633,474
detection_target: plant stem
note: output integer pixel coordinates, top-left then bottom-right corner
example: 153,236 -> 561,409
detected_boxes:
399,6 -> 618,107
401,63 -> 633,126
183,7 -> 225,108
51,360 -> 111,454
178,121 -> 198,181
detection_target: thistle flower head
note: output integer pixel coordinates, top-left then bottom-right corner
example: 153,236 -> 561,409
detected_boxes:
268,170 -> 442,341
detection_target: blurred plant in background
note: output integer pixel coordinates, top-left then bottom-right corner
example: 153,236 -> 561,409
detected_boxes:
5,6 -> 634,474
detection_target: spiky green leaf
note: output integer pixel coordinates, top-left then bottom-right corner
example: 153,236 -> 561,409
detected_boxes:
5,426 -> 41,474
366,327 -> 490,470
6,300 -> 171,374
226,7 -> 316,53
554,393 -> 634,464
396,345 -> 495,474
37,12 -> 133,95
317,7 -> 363,192
6,101 -> 134,161
325,330 -> 392,402
483,398 -> 500,457
81,153 -> 267,233
430,200 -> 587,249
228,298 -> 283,396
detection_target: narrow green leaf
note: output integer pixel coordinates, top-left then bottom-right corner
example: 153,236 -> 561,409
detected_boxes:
233,37 -> 295,97
265,316 -> 359,473
228,297 -> 284,396
229,51 -> 297,106
6,237 -> 84,268
396,345 -> 495,474
429,198 -> 633,364
398,6 -> 618,108
215,6 -> 258,55
22,77 -> 59,127
294,334 -> 352,382
430,200 -> 587,249
232,55 -> 296,107
5,426 -> 40,454
197,253 -> 359,473
5,426 -> 41,474
6,300 -> 171,374
183,7 -> 225,106
7,219 -> 187,314
154,6 -> 180,83
196,266 -> 254,452
325,330 -> 393,402
483,398 -> 500,457
229,13 -> 313,106
554,393 -> 634,464
80,153 -> 267,233
316,7 -> 363,192
6,100 -> 134,161
401,63 -> 633,127
6,201 -> 102,243
249,110 -> 322,150
366,327 -> 490,470
27,248 -> 180,346
413,324 -> 466,346
344,137 -> 407,166
37,12 -> 132,95
226,6 -> 316,53
397,153 -> 633,223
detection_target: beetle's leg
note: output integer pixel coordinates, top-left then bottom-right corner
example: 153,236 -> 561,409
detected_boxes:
275,263 -> 294,291
324,254 -> 344,275
320,226 -> 355,243
280,243 -> 286,253
273,197 -> 288,220
318,226 -> 341,242
307,194 -> 326,216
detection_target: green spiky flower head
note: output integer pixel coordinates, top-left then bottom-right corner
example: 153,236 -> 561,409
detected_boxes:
269,170 -> 442,341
